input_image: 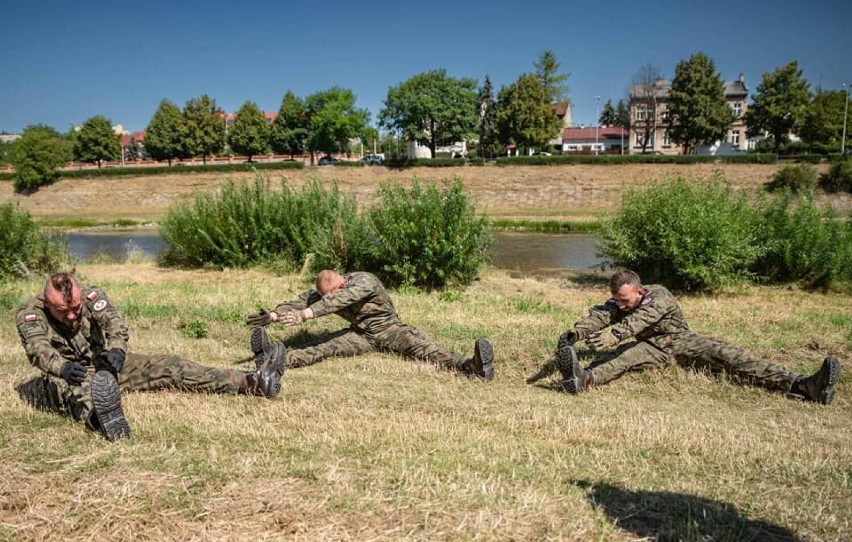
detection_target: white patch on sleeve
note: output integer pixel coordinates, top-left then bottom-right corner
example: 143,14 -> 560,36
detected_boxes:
93,299 -> 108,312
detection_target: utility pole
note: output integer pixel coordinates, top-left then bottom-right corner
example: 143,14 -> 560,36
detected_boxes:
595,95 -> 601,155
842,83 -> 850,155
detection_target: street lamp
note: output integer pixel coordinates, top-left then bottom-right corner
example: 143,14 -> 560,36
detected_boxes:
842,83 -> 850,155
595,95 -> 601,155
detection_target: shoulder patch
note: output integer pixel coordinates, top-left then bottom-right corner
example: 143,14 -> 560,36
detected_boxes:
87,291 -> 99,301
640,292 -> 655,306
24,313 -> 38,322
93,299 -> 108,312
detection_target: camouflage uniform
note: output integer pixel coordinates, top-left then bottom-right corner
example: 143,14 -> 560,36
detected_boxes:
16,284 -> 249,427
272,272 -> 469,371
569,284 -> 800,392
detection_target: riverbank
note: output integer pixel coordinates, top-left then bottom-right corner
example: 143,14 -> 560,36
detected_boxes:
2,163 -> 849,226
0,263 -> 849,540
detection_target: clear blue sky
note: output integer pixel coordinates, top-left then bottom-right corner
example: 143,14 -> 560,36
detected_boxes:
2,0 -> 850,134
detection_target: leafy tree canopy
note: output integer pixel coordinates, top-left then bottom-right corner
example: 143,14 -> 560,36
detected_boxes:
228,101 -> 270,161
534,49 -> 570,105
270,91 -> 308,158
181,94 -> 225,164
798,88 -> 846,146
9,125 -> 71,192
745,61 -> 811,152
145,99 -> 184,165
495,73 -> 563,154
305,87 -> 370,157
74,115 -> 120,168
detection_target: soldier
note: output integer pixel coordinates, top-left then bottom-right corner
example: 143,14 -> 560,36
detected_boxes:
529,269 -> 841,404
245,269 -> 494,380
15,272 -> 286,442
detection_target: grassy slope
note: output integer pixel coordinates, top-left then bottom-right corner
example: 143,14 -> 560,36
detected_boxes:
0,263 -> 849,541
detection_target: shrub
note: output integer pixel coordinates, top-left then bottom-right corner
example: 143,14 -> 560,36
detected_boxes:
753,190 -> 852,290
766,164 -> 818,193
365,178 -> 492,288
598,175 -> 761,292
0,202 -> 72,279
819,158 -> 852,193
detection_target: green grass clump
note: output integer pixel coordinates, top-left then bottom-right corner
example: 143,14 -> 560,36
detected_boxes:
599,175 -> 761,292
766,164 -> 818,193
0,202 -> 72,279
819,157 -> 852,193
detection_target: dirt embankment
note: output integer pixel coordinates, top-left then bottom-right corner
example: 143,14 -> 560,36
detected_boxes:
1,163 -> 847,223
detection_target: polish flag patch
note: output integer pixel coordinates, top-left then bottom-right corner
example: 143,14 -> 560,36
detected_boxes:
24,313 -> 37,322
87,291 -> 98,300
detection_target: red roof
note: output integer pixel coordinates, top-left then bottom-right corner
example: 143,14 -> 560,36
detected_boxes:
552,102 -> 569,117
120,131 -> 146,146
561,126 -> 627,141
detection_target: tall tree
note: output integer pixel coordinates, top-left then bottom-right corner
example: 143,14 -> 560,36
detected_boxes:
227,101 -> 270,161
615,99 -> 631,131
9,125 -> 72,192
270,91 -> 308,158
476,75 -> 500,158
181,94 -> 225,164
599,99 -> 617,126
495,73 -> 563,155
145,99 -> 184,165
630,64 -> 663,153
74,115 -> 120,168
534,49 -> 570,105
745,61 -> 811,152
379,69 -> 478,158
667,52 -> 736,154
799,89 -> 848,147
304,87 -> 370,161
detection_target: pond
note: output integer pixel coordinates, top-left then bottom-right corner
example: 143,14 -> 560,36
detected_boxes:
62,229 -> 607,276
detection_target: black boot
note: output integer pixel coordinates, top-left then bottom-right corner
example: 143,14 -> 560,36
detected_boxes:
250,326 -> 271,370
555,341 -> 592,394
793,356 -> 841,405
246,343 -> 286,398
91,370 -> 131,441
462,338 -> 494,381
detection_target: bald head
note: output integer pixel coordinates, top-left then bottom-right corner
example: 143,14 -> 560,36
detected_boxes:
315,270 -> 344,296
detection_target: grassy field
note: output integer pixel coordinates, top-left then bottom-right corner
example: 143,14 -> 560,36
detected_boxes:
0,262 -> 849,541
1,162 -> 850,226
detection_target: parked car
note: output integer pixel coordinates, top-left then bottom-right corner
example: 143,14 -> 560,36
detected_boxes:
359,155 -> 383,165
318,155 -> 340,166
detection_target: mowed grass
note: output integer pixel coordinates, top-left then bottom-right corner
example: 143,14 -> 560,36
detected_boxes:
0,263 -> 849,541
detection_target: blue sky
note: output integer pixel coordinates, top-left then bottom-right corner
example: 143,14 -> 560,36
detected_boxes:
1,0 -> 850,134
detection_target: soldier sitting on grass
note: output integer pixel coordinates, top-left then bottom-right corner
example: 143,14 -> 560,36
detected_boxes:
15,273 -> 286,442
528,269 -> 841,404
246,269 -> 494,380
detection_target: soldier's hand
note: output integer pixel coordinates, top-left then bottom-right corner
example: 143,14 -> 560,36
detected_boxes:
103,348 -> 125,373
59,361 -> 88,385
586,330 -> 620,351
246,309 -> 276,327
279,308 -> 314,327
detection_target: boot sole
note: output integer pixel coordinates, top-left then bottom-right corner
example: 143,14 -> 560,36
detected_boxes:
555,341 -> 579,381
474,338 -> 494,381
251,327 -> 271,370
260,344 -> 287,398
820,356 -> 841,405
91,371 -> 130,441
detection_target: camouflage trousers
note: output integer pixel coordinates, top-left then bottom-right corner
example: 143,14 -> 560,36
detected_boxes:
586,332 -> 800,392
287,323 -> 468,371
43,352 -> 249,426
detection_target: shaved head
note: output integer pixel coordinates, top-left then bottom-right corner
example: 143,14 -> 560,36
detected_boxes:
44,273 -> 83,334
315,270 -> 345,296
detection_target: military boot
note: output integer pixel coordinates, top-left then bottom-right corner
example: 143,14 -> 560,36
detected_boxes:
793,356 -> 841,405
246,343 -> 286,398
250,326 -> 271,370
462,338 -> 494,380
555,340 -> 593,394
91,370 -> 131,441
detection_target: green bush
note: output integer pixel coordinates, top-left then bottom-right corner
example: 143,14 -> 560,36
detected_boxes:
60,160 -> 304,179
0,203 -> 72,279
753,190 -> 852,290
10,125 -> 72,192
599,176 -> 762,292
365,178 -> 491,288
159,174 -> 362,270
766,164 -> 818,193
819,158 -> 852,193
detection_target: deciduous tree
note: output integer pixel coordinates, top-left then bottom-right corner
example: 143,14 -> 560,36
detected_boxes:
9,125 -> 71,192
145,99 -> 184,165
379,69 -> 478,158
495,74 -> 563,155
667,52 -> 735,154
630,63 -> 663,153
181,94 -> 225,164
228,101 -> 270,161
745,61 -> 811,152
305,87 -> 370,161
270,91 -> 308,158
74,115 -> 120,168
798,88 -> 846,148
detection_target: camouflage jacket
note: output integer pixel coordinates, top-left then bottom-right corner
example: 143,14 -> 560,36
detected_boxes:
15,285 -> 129,377
572,284 -> 691,347
273,272 -> 402,334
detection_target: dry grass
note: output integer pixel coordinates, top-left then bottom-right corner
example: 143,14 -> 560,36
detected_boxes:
1,163 -> 850,225
1,264 -> 849,541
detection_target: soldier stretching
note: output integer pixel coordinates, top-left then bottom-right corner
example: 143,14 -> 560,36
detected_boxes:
528,269 -> 841,404
15,273 -> 285,442
246,270 -> 494,380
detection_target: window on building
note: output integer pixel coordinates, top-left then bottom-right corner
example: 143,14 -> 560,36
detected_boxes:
634,131 -> 645,148
731,130 -> 740,145
635,105 -> 647,121
732,102 -> 742,117
660,105 -> 670,122
663,131 -> 671,147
